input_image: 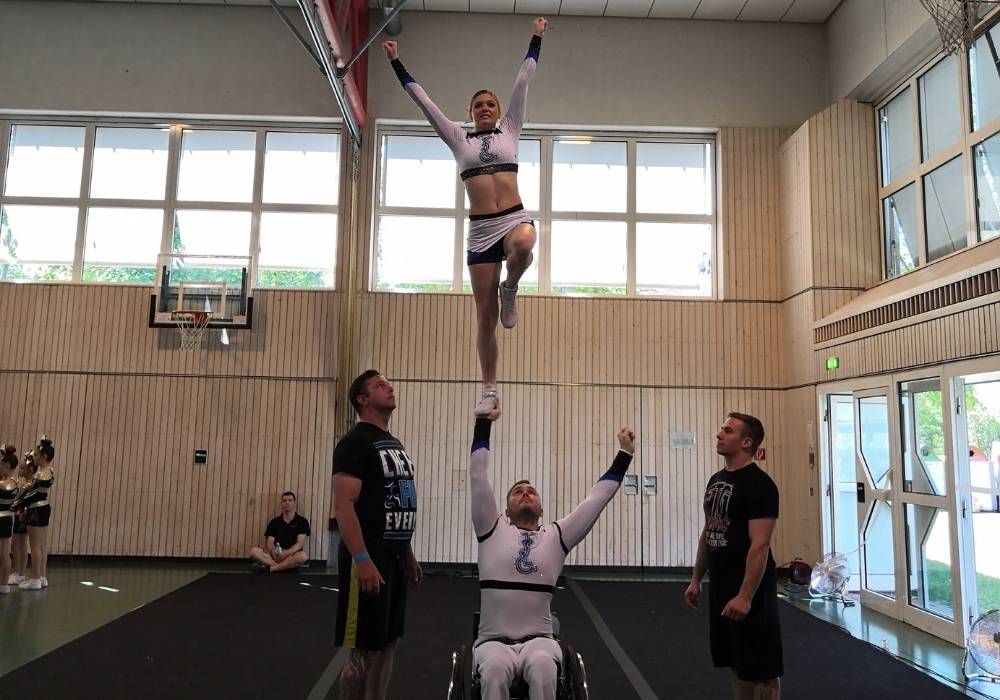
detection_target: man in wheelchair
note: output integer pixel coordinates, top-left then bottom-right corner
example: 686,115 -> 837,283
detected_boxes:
467,413 -> 636,700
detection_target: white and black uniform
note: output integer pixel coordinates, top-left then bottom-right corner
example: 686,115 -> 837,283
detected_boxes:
469,418 -> 632,700
391,37 -> 541,258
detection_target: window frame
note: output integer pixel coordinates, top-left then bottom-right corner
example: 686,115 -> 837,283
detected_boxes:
371,123 -> 718,298
0,115 -> 343,289
875,16 -> 1000,279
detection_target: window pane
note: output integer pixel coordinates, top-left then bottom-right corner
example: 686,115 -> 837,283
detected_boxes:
864,500 -> 896,598
971,27 -> 1000,130
173,210 -> 251,257
880,88 -> 916,185
552,140 -> 626,213
859,395 -> 891,490
381,136 -> 455,208
923,156 -> 967,262
974,132 -> 1000,242
636,223 -> 712,297
83,207 -> 162,283
636,142 -> 712,214
518,139 -> 541,212
258,212 -> 336,288
919,55 -> 961,161
0,205 -> 77,281
550,220 -> 625,295
262,132 -> 340,205
905,505 -> 953,619
883,184 -> 917,277
900,378 -> 946,496
375,216 -> 454,291
91,127 -> 169,200
177,130 -> 256,203
4,125 -> 85,197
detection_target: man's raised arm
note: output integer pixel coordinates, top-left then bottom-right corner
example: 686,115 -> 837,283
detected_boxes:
470,417 -> 501,538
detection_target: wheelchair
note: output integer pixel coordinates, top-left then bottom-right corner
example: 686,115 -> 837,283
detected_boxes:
446,612 -> 589,700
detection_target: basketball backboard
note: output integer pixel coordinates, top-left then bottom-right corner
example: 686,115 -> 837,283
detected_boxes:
148,253 -> 254,329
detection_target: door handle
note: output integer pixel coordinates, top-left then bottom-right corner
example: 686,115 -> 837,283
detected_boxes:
856,482 -> 865,503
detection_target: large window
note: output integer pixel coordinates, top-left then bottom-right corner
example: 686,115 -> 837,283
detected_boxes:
0,119 -> 341,288
372,128 -> 715,297
878,19 -> 1000,278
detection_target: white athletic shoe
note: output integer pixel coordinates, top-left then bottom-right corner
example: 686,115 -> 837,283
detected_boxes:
0,585 -> 11,594
499,282 -> 519,329
40,577 -> 48,588
7,573 -> 25,585
473,387 -> 500,417
18,578 -> 42,590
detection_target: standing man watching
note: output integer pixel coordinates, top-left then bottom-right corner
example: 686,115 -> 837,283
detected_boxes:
684,412 -> 783,700
249,491 -> 310,573
332,370 -> 422,700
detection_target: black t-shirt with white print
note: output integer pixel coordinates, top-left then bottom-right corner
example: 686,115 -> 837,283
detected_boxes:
332,421 -> 417,554
703,463 -> 779,599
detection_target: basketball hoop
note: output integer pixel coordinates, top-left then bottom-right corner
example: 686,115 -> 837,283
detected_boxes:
170,310 -> 213,351
920,0 -> 999,54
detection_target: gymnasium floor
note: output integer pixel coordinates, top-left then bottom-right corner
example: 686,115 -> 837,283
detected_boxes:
1,560 -> 997,699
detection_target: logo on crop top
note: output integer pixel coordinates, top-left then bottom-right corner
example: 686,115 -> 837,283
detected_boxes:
514,530 -> 539,575
478,134 -> 498,164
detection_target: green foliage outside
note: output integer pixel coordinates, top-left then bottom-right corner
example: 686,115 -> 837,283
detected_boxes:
927,558 -> 1000,615
914,387 -> 1000,459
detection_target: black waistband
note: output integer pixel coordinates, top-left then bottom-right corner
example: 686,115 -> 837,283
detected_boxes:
461,162 -> 519,181
480,579 -> 555,594
469,203 -> 525,221
475,633 -> 554,648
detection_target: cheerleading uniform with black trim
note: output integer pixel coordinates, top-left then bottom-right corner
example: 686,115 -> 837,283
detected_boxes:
0,476 -> 18,539
469,418 -> 631,699
391,37 -> 541,262
21,468 -> 53,528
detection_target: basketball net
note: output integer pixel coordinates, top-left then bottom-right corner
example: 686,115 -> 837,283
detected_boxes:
171,310 -> 212,351
919,0 -> 996,54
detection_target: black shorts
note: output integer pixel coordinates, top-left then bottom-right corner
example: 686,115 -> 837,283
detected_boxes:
26,505 -> 51,528
467,237 -> 507,266
708,574 -> 783,682
13,516 -> 27,535
0,515 -> 12,538
335,543 -> 408,651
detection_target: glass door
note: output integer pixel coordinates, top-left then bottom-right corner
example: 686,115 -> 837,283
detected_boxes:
955,371 -> 1000,633
825,394 -> 861,592
896,376 -> 961,642
855,389 -> 897,615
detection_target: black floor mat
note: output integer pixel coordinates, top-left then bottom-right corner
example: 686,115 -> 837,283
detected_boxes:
574,579 -> 970,700
1,572 -> 342,699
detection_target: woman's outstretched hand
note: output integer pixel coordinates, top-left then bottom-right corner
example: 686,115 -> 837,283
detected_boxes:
382,40 -> 399,61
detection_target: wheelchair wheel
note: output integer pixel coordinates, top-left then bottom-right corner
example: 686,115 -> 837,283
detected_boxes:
562,645 -> 589,700
447,644 -> 467,700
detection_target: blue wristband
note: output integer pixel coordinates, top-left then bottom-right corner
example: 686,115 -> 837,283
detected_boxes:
353,551 -> 370,564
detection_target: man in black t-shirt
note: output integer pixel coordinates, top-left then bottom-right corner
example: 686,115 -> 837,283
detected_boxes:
331,370 -> 421,700
685,412 -> 783,700
249,491 -> 311,573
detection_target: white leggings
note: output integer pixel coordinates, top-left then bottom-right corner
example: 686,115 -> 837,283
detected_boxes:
473,636 -> 561,700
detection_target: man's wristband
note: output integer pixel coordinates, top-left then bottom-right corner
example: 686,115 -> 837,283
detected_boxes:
353,551 -> 370,564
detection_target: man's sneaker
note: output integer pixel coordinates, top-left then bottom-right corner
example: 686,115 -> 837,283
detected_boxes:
7,573 -> 25,585
0,585 -> 11,594
40,577 -> 48,588
18,578 -> 42,590
250,562 -> 270,574
473,387 -> 500,417
499,282 -> 519,329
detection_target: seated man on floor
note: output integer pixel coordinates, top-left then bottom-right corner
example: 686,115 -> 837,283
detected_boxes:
469,413 -> 636,700
249,491 -> 310,573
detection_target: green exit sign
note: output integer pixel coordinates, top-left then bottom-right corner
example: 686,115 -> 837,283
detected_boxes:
826,356 -> 840,370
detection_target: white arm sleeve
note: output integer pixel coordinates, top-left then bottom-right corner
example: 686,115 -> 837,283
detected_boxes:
504,57 -> 537,135
403,82 -> 467,149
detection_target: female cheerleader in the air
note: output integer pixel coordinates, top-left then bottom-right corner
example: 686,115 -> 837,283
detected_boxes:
384,16 -> 547,416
